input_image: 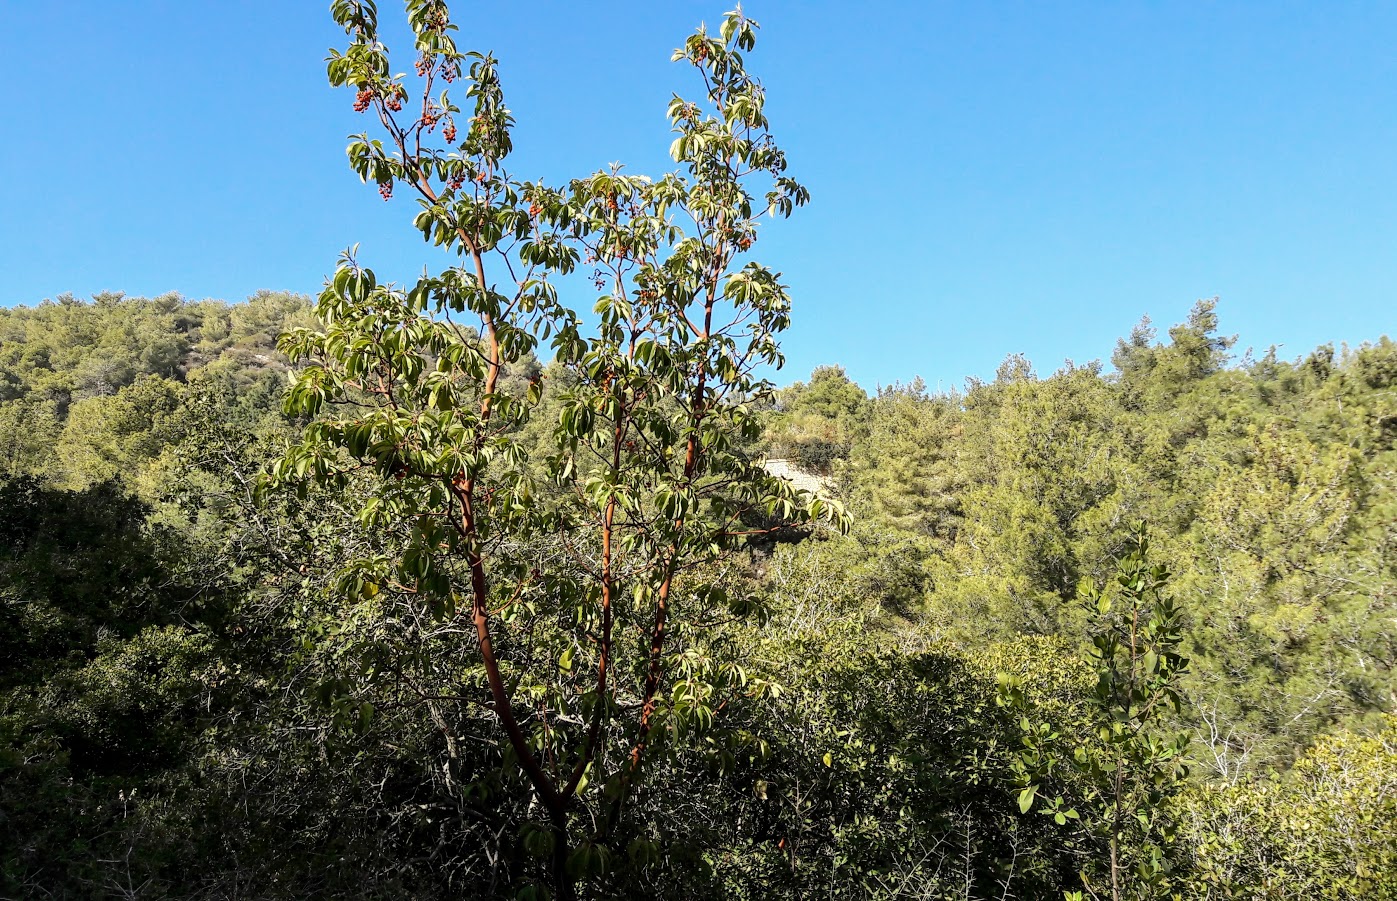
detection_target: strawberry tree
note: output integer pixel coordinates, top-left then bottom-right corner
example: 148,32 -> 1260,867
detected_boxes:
269,2 -> 844,897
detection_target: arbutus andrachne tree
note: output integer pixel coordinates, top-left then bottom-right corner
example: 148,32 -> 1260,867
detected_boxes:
267,1 -> 845,897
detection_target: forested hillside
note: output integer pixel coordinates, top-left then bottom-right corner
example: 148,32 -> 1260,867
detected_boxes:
0,290 -> 313,489
3,2 -> 1395,898
4,290 -> 1394,899
771,302 -> 1397,777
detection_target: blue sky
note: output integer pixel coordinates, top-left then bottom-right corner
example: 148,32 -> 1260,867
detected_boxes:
2,1 -> 1394,390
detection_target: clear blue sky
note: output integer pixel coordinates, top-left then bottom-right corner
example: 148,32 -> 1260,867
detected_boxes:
2,1 -> 1394,390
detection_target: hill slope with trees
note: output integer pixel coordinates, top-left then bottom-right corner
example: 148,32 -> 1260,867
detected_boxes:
4,291 -> 1393,900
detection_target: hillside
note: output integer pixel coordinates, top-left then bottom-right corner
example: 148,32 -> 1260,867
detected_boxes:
2,291 -> 1393,898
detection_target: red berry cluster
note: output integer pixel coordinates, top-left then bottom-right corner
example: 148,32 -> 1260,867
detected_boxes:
378,181 -> 393,200
386,93 -> 403,113
443,121 -> 457,143
447,173 -> 465,191
441,63 -> 457,83
353,87 -> 373,113
414,55 -> 432,77
737,236 -> 753,251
